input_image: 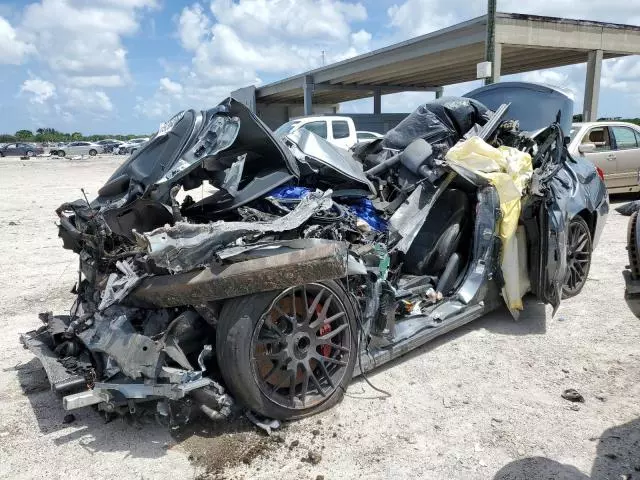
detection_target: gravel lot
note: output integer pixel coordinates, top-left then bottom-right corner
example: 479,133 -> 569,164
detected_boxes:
0,155 -> 638,480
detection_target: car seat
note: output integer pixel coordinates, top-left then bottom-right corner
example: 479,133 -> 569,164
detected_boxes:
404,189 -> 471,278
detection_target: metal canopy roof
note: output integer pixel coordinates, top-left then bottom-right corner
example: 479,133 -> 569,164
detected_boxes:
255,12 -> 640,105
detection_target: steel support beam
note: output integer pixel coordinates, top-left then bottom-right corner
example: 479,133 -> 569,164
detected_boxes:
373,88 -> 381,114
583,49 -> 603,122
313,83 -> 440,93
303,75 -> 314,116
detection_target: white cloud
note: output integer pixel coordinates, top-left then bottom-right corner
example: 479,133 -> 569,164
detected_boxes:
0,16 -> 35,64
159,77 -> 183,96
177,3 -> 210,51
387,0 -> 457,39
62,87 -> 114,113
602,57 -> 640,94
20,77 -> 56,104
137,0 -> 371,118
521,69 -> 578,100
19,0 -> 157,87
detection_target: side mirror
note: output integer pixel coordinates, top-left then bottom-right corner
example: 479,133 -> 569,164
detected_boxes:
578,143 -> 596,154
400,138 -> 433,174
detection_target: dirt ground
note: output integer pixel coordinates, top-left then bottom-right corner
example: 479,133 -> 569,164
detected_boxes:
0,155 -> 638,480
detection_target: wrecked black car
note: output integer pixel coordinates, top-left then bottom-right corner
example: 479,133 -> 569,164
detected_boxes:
21,82 -> 608,424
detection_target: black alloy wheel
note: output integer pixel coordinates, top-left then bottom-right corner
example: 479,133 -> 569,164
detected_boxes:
251,283 -> 352,410
562,216 -> 592,298
216,280 -> 357,419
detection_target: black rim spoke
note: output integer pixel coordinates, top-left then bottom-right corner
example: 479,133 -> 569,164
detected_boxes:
309,369 -> 326,397
299,364 -> 310,406
316,354 -> 347,367
317,359 -> 335,389
318,323 -> 348,340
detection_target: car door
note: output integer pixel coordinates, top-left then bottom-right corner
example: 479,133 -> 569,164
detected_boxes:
610,125 -> 640,188
301,121 -> 328,140
4,144 -> 19,156
578,126 -> 619,188
330,120 -> 352,149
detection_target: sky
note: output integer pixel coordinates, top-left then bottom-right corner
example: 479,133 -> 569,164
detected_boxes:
1,0 -> 639,135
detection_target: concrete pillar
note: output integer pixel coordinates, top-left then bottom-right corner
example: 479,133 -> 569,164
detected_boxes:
373,88 -> 382,114
303,75 -> 314,116
435,88 -> 443,99
583,49 -> 603,122
491,42 -> 502,83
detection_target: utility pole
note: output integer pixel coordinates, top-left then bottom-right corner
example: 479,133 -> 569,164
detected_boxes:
484,0 -> 497,85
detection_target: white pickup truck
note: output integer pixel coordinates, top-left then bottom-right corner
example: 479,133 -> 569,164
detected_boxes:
274,116 -> 358,149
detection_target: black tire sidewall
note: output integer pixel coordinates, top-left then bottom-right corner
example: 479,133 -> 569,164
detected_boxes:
216,280 -> 358,420
58,151 -> 65,157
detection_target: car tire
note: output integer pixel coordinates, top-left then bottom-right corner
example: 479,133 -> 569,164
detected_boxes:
26,150 -> 34,157
89,149 -> 97,156
216,280 -> 358,420
57,150 -> 65,157
562,216 -> 592,299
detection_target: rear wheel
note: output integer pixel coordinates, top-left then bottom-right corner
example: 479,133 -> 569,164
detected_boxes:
57,150 -> 65,157
562,216 -> 592,298
25,150 -> 34,157
89,149 -> 97,156
216,281 -> 357,420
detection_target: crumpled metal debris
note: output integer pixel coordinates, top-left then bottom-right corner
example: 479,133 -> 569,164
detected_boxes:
138,189 -> 334,272
245,410 -> 281,435
98,259 -> 144,311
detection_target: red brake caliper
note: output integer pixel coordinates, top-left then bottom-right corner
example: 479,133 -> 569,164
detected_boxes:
316,304 -> 332,357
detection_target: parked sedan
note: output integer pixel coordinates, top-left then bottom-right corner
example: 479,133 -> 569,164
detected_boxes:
0,142 -> 44,157
52,141 -> 101,157
356,130 -> 383,143
569,121 -> 640,194
94,139 -> 123,153
117,137 -> 149,155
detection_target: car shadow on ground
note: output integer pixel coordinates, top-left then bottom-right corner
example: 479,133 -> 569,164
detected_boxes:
360,295 -> 548,381
13,357 -> 179,458
14,356 -> 275,466
493,416 -> 640,479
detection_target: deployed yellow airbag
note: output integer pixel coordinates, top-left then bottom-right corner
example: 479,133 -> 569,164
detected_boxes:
446,137 -> 533,314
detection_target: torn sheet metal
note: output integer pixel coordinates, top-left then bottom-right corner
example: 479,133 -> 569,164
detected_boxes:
130,239 -> 349,308
98,259 -> 144,311
140,190 -> 333,272
76,310 -> 163,380
284,128 -> 375,193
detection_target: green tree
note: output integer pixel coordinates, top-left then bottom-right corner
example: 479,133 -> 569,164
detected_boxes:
15,129 -> 34,140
